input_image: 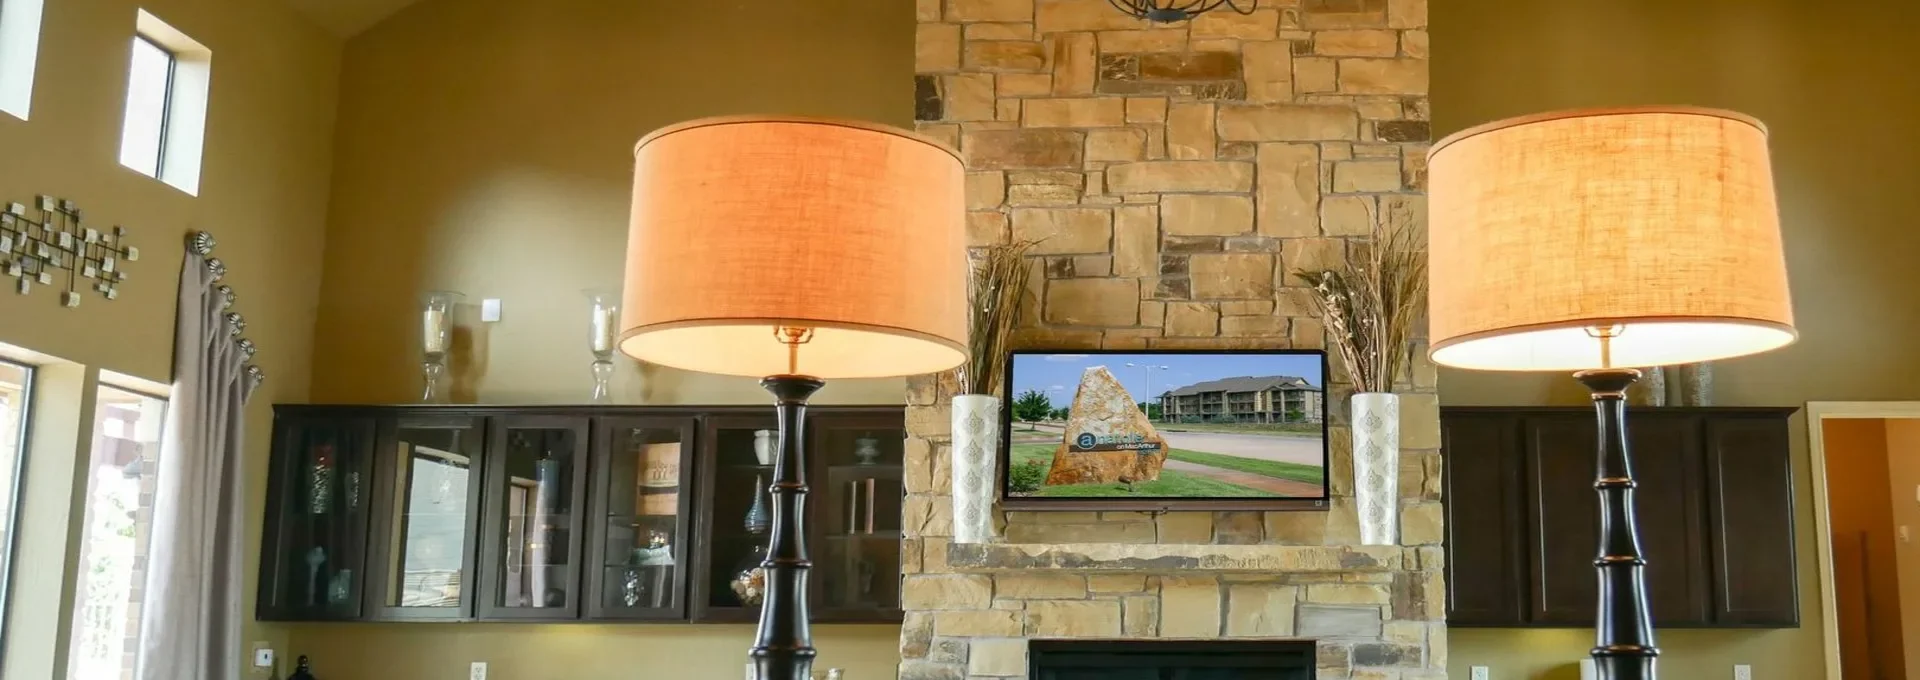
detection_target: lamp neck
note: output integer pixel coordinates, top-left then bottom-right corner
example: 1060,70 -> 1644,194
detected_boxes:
775,326 -> 816,376
1585,325 -> 1625,369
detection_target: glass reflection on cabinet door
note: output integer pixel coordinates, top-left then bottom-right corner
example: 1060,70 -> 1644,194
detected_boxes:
481,417 -> 588,619
374,418 -> 481,619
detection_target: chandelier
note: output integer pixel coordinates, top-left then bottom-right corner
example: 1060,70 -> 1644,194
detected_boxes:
1107,0 -> 1258,23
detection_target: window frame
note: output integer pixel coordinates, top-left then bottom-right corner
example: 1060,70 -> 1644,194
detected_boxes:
0,358 -> 34,668
117,9 -> 209,195
125,34 -> 176,179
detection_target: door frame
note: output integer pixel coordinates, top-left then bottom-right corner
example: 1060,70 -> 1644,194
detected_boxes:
1806,401 -> 1920,680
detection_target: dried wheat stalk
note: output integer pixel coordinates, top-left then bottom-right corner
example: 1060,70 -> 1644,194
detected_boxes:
960,240 -> 1038,396
1296,215 -> 1428,394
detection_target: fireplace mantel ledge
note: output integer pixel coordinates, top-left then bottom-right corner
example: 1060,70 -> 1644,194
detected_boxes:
945,542 -> 1404,573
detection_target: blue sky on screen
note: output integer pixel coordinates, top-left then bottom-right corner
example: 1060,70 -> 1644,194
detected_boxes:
1008,352 -> 1324,406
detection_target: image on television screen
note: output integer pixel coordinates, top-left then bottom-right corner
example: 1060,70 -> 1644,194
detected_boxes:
1003,350 -> 1329,500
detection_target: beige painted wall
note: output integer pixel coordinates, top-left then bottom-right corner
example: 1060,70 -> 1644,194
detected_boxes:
292,0 -> 914,675
1886,419 -> 1920,674
0,0 -> 339,673
284,623 -> 903,680
1820,419 -> 1904,678
305,0 -> 916,407
1435,0 -> 1920,678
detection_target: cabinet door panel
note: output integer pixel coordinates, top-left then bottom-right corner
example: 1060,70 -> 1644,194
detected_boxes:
1623,414 -> 1710,626
367,416 -> 486,620
810,412 -> 908,623
1525,415 -> 1602,625
586,416 -> 696,621
1441,413 -> 1526,626
1525,413 -> 1711,626
478,416 -> 590,620
1705,417 -> 1799,625
692,414 -> 779,623
257,416 -> 376,621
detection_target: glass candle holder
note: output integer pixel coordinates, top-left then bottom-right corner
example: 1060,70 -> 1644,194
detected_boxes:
420,291 -> 463,403
585,288 -> 620,402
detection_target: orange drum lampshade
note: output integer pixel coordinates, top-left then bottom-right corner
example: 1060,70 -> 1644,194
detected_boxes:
618,117 -> 968,379
1426,107 -> 1797,372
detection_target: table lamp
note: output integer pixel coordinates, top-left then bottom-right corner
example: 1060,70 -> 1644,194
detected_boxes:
619,116 -> 967,679
1426,107 -> 1796,680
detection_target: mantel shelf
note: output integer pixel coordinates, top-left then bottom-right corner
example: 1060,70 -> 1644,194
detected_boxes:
945,542 -> 1404,574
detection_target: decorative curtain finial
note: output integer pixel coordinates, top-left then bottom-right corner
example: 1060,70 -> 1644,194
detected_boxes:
187,230 -> 216,256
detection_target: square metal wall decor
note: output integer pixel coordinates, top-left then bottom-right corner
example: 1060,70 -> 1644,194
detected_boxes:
1,195 -> 137,307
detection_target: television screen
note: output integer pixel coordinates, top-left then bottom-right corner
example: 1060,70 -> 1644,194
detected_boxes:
1001,349 -> 1329,508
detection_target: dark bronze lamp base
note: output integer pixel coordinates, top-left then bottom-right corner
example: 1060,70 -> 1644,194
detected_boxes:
1574,368 -> 1660,680
750,374 -> 826,680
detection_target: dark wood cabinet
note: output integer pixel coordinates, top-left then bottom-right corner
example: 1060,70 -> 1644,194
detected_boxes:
1443,407 -> 1798,629
257,404 -> 905,625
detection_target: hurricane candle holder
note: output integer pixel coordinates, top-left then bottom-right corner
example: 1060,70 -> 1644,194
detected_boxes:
420,291 -> 462,403
586,289 -> 620,402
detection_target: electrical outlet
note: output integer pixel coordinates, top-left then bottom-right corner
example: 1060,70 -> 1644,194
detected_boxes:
1471,666 -> 1490,680
481,298 -> 502,322
470,661 -> 487,680
1734,664 -> 1752,680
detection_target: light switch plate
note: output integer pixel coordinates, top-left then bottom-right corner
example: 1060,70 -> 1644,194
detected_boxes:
470,661 -> 487,680
252,649 -> 273,667
1471,667 -> 1489,680
481,298 -> 502,322
1734,664 -> 1752,680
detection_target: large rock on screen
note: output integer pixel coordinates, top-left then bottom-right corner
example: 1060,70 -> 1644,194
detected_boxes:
1044,366 -> 1170,486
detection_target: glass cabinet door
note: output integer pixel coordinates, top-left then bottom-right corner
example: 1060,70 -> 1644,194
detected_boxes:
258,415 -> 376,621
478,416 -> 589,620
368,416 -> 484,620
811,412 -> 906,622
585,417 -> 694,620
693,415 -> 778,622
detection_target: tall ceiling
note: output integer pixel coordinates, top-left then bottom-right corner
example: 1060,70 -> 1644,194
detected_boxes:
285,0 -> 428,36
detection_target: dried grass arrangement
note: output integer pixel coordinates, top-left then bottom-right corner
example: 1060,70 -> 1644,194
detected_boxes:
959,240 -> 1038,396
1297,220 -> 1428,394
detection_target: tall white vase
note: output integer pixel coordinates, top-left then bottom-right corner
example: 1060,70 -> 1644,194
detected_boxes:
1351,392 -> 1401,546
951,394 -> 1000,544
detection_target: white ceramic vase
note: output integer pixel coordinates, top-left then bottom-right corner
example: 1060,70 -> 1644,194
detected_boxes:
1351,392 -> 1401,546
752,430 -> 775,466
951,394 -> 1000,544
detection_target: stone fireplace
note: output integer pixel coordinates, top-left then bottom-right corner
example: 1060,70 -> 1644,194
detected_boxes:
905,0 -> 1437,678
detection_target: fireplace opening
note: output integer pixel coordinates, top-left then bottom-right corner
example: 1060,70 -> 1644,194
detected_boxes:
1028,640 -> 1315,680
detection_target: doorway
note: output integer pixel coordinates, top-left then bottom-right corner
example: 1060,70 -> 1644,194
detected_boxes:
1811,402 -> 1920,680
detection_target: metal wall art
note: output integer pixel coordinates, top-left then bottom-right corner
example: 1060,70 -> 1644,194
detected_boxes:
188,230 -> 266,390
1,195 -> 138,306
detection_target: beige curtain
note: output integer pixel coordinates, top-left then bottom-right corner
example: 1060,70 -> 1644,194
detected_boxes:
136,251 -> 254,680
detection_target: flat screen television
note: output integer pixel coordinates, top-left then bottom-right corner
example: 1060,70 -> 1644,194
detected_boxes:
1000,349 -> 1330,511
